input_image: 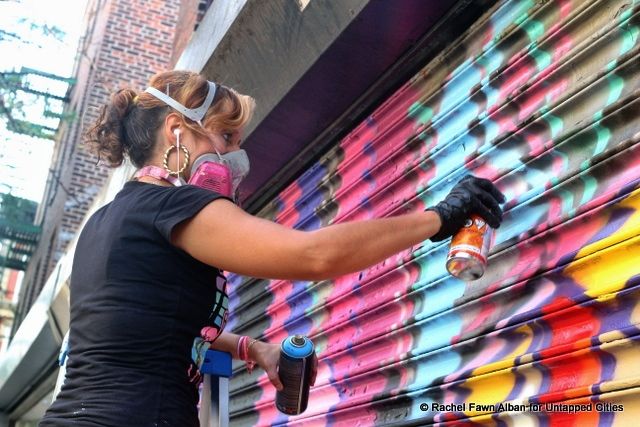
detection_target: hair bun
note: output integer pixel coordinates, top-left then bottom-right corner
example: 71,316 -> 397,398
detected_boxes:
85,88 -> 139,167
113,88 -> 138,118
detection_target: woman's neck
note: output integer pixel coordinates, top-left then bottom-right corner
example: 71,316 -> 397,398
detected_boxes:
134,165 -> 181,187
136,175 -> 174,187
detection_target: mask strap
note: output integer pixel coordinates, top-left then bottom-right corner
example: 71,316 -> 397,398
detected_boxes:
213,147 -> 224,162
145,81 -> 217,126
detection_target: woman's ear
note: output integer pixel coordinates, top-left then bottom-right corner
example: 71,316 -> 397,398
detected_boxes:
163,112 -> 183,144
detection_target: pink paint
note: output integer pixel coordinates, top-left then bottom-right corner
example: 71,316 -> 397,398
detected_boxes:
275,182 -> 306,227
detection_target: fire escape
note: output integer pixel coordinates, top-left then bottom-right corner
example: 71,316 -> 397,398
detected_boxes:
0,67 -> 74,325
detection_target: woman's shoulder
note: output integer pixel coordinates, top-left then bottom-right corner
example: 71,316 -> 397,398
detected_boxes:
120,180 -> 224,196
116,181 -> 229,217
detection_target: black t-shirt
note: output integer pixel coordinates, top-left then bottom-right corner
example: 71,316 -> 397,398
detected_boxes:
40,181 -> 230,427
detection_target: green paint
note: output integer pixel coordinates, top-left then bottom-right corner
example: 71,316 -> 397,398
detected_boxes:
514,11 -> 530,27
618,7 -> 633,23
593,111 -> 603,121
580,175 -> 598,206
620,25 -> 640,55
531,47 -> 552,71
524,19 -> 545,43
476,54 -> 488,69
594,124 -> 612,157
309,288 -> 321,308
546,114 -> 563,139
408,101 -> 433,126
606,74 -> 625,106
560,188 -> 575,215
580,159 -> 590,171
606,60 -> 617,72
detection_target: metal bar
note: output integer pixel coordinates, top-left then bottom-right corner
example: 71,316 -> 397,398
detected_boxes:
198,350 -> 232,427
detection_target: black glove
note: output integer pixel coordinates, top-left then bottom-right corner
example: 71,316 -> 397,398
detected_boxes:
427,175 -> 506,242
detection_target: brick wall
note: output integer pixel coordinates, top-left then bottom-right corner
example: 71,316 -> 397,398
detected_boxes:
12,0 -> 184,334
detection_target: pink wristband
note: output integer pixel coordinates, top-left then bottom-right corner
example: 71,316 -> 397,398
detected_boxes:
237,336 -> 247,361
237,336 -> 257,373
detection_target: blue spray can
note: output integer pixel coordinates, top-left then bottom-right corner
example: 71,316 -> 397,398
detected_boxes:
276,335 -> 315,415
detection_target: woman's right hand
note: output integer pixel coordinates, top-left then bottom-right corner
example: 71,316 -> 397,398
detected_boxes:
427,175 -> 506,242
250,341 -> 283,391
249,341 -> 318,392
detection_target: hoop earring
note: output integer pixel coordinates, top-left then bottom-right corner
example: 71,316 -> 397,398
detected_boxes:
163,144 -> 190,176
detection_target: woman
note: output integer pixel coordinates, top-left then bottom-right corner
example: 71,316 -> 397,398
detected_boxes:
40,70 -> 504,426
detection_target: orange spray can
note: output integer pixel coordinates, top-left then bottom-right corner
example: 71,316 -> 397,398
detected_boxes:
446,214 -> 493,281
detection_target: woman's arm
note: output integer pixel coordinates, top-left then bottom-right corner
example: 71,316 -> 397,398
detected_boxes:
172,175 -> 503,281
208,331 -> 242,359
172,203 -> 441,280
210,332 -> 285,390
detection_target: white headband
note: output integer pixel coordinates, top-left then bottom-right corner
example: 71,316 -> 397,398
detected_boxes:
145,81 -> 217,126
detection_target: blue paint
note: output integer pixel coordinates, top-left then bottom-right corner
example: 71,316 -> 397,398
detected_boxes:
413,278 -> 466,321
435,100 -> 482,144
409,397 -> 436,419
409,348 -> 462,391
586,206 -> 635,247
436,61 -> 482,122
483,82 -> 503,109
484,119 -> 502,145
477,49 -> 505,78
412,311 -> 463,356
494,201 -> 549,246
506,371 -> 527,401
286,289 -> 314,323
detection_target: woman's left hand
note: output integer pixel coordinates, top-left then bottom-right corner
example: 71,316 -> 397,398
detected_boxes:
249,341 -> 318,391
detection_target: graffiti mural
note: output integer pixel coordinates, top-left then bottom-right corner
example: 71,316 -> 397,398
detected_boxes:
226,0 -> 640,425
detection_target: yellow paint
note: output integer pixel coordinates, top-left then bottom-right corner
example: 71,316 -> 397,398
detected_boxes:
574,189 -> 640,258
463,370 -> 516,416
518,353 -> 535,364
461,337 -> 640,417
472,325 -> 533,377
562,186 -> 640,301
597,338 -> 640,389
565,236 -> 640,298
597,330 -> 628,343
604,387 -> 640,425
467,389 -> 640,426
472,412 -> 541,426
505,325 -> 534,359
595,292 -> 618,302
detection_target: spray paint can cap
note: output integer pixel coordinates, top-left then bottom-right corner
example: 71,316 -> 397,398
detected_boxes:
281,335 -> 314,358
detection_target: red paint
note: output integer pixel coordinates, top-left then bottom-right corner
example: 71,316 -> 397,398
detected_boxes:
539,305 -> 600,359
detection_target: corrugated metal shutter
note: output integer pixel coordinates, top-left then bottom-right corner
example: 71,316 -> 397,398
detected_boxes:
226,0 -> 640,425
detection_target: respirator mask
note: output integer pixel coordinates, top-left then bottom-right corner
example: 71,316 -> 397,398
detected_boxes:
188,148 -> 250,199
145,81 -> 249,200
